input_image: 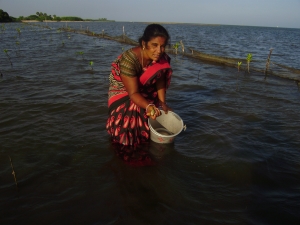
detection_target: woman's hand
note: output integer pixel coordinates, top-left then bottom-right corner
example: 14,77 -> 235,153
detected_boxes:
160,102 -> 172,114
146,104 -> 161,120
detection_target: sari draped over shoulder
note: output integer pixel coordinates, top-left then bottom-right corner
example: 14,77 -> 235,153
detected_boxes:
106,49 -> 172,146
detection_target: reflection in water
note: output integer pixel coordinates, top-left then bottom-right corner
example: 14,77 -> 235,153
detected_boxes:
105,148 -> 191,224
110,141 -> 174,166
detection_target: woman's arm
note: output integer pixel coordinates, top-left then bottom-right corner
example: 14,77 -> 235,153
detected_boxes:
156,75 -> 172,113
121,75 -> 147,109
121,74 -> 161,119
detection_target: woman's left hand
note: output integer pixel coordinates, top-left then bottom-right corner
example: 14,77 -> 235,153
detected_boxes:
160,102 -> 172,114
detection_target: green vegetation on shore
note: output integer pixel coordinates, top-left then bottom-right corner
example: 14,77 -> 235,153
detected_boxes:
0,9 -> 114,22
0,9 -> 16,22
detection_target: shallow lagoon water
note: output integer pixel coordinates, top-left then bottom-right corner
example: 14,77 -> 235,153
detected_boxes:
0,22 -> 300,225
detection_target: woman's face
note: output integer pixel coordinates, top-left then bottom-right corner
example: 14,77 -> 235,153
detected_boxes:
143,36 -> 167,62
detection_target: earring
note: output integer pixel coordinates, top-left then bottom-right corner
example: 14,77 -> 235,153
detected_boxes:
143,46 -> 145,50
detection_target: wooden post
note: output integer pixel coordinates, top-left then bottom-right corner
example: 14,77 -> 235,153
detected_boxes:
180,40 -> 185,54
9,156 -> 18,191
123,26 -> 125,41
264,48 -> 274,77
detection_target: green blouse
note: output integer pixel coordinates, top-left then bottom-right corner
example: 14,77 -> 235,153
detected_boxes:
119,48 -> 143,77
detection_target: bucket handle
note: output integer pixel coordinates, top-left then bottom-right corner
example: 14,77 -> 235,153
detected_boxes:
182,124 -> 187,131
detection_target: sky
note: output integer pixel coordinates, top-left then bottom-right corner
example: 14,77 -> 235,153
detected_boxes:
1,0 -> 300,28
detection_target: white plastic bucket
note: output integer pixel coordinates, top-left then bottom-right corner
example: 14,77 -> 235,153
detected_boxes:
148,110 -> 186,144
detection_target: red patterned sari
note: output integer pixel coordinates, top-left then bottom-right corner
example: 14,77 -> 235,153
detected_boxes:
106,49 -> 172,147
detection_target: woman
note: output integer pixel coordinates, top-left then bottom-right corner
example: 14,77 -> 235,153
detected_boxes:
106,24 -> 172,151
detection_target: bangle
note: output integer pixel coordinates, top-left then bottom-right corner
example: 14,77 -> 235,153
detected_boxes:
146,103 -> 155,113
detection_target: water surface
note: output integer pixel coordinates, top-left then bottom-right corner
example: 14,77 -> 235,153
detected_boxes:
0,22 -> 300,225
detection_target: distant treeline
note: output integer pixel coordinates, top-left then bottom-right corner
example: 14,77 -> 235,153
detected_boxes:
0,9 -> 16,22
0,9 -> 114,22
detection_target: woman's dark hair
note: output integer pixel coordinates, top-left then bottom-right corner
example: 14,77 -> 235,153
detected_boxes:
138,24 -> 170,46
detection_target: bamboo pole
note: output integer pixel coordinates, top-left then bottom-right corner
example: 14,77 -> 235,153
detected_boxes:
180,40 -> 185,54
9,155 -> 18,190
264,48 -> 274,77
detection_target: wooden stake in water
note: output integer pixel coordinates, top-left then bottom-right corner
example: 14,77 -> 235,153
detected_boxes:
9,155 -> 18,190
236,62 -> 242,91
123,26 -> 125,41
180,40 -> 185,54
264,48 -> 273,78
197,69 -> 201,83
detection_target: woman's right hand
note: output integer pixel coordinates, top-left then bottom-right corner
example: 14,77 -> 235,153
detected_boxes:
146,104 -> 161,119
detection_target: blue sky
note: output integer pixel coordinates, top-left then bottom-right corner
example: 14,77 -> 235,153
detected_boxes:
1,0 -> 300,28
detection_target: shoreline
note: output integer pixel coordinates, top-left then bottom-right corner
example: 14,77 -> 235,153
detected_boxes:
20,20 -> 219,26
21,20 -> 112,23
